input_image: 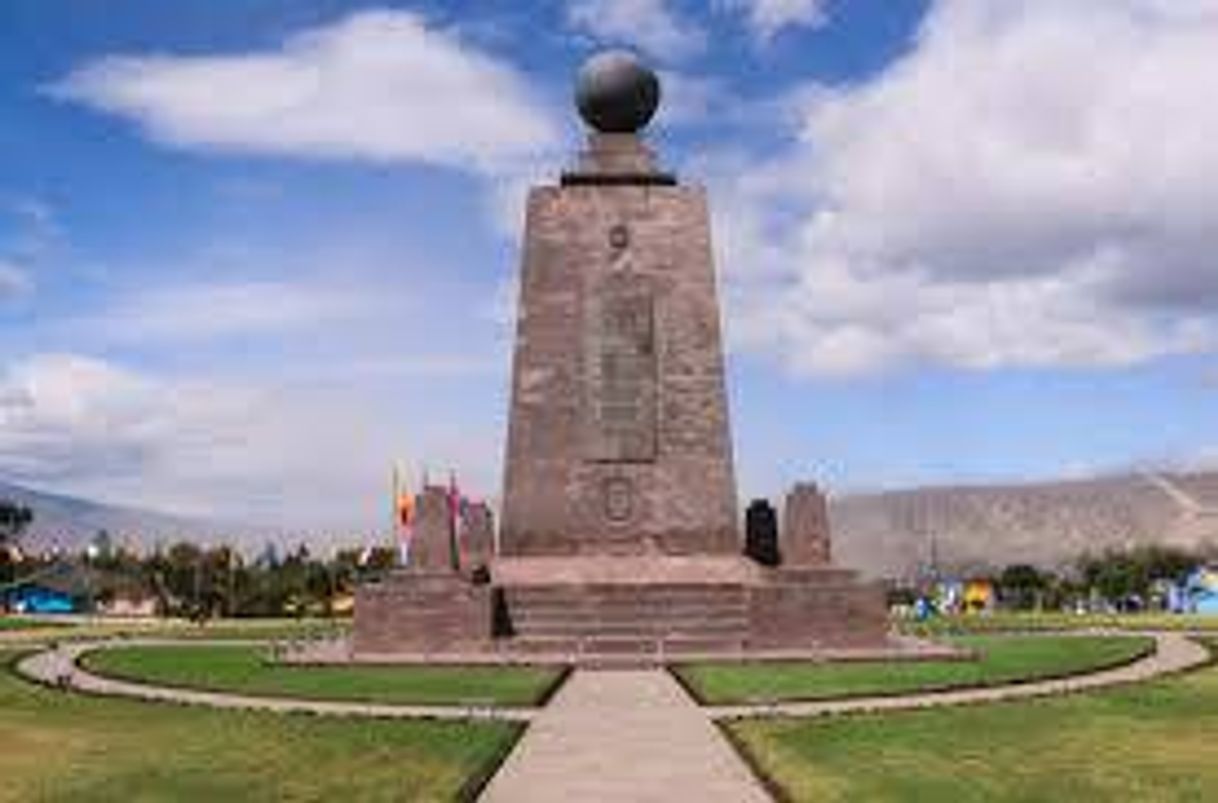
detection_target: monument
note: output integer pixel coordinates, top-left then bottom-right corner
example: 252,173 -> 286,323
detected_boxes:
354,51 -> 889,659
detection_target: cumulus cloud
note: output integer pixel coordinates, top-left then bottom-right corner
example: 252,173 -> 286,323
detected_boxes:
0,259 -> 30,298
72,279 -> 389,343
0,353 -> 501,530
715,0 -> 1218,375
566,0 -> 705,60
718,0 -> 829,40
47,10 -> 559,173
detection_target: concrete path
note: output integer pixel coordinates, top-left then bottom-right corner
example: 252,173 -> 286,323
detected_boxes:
709,631 -> 1209,720
480,669 -> 769,803
15,641 -> 534,722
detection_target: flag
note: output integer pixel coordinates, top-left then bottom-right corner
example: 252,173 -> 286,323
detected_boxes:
392,462 -> 415,567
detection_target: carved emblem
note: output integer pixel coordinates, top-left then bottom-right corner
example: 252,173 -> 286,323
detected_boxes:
603,476 -> 634,522
608,223 -> 630,251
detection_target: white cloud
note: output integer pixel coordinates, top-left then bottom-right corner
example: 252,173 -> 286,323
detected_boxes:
74,280 -> 388,343
567,0 -> 705,60
713,0 -> 1218,375
719,0 -> 829,40
0,259 -> 31,298
0,353 -> 501,532
48,10 -> 558,174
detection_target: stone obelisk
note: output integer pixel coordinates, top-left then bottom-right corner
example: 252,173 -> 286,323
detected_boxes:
499,51 -> 738,557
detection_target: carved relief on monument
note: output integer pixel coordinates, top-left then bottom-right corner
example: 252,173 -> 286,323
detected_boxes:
585,272 -> 658,463
602,475 -> 634,522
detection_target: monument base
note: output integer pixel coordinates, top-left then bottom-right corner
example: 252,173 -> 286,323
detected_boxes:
352,570 -> 492,654
353,555 -> 889,661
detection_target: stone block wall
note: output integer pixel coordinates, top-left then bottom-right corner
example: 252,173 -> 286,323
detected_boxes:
352,571 -> 491,654
746,569 -> 888,649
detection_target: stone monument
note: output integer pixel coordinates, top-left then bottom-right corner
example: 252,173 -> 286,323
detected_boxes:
499,51 -> 737,557
354,51 -> 889,659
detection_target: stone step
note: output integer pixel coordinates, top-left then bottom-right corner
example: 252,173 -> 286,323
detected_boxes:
503,592 -> 748,606
499,635 -> 748,659
506,603 -> 747,619
660,637 -> 747,655
503,586 -> 748,601
509,620 -> 749,638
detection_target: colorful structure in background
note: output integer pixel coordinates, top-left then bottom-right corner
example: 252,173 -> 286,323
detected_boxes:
5,582 -> 76,613
904,578 -> 997,620
963,579 -> 996,612
1173,566 -> 1218,614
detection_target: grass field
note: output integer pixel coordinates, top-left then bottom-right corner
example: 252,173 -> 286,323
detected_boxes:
677,635 -> 1153,704
726,640 -> 1218,802
898,611 -> 1218,636
82,643 -> 563,706
0,650 -> 520,802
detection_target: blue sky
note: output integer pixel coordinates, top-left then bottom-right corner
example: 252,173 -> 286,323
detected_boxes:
0,0 -> 1215,534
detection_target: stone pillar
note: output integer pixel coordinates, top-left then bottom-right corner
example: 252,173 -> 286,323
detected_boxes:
782,483 -> 832,566
462,501 -> 495,570
410,486 -> 454,571
499,131 -> 738,557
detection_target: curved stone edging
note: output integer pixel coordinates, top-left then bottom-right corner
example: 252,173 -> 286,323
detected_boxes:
706,632 -> 1210,720
15,640 -> 537,722
12,633 -> 1210,726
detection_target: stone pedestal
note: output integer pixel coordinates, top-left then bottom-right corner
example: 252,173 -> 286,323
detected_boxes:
783,483 -> 832,566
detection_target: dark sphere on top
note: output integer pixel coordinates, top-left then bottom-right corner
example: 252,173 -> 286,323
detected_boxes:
575,50 -> 661,133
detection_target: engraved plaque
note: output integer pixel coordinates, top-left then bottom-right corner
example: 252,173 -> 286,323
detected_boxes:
586,276 -> 657,462
603,476 -> 634,522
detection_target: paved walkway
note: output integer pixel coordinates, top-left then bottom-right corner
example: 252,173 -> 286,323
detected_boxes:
481,669 -> 769,803
709,632 -> 1209,720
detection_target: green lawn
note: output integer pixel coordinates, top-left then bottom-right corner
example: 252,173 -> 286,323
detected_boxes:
0,650 -> 520,802
677,635 -> 1153,704
82,643 -> 563,707
726,640 -> 1218,802
898,611 -> 1218,637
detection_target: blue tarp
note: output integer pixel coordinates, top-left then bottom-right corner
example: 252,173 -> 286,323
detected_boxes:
6,585 -> 77,614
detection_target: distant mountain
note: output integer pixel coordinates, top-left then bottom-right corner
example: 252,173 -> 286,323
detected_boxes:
0,481 -> 284,555
7,471 -> 1218,575
830,471 -> 1218,580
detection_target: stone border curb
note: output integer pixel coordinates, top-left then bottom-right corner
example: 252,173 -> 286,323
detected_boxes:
707,632 -> 1209,721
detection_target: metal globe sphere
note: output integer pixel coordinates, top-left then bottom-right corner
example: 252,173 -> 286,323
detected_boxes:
574,50 -> 661,134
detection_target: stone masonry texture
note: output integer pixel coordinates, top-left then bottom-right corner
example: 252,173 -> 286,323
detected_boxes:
500,145 -> 738,557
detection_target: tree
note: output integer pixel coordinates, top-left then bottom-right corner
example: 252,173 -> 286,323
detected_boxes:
0,501 -> 32,546
998,564 -> 1048,610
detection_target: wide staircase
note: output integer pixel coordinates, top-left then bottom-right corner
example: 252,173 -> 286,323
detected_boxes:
499,582 -> 750,659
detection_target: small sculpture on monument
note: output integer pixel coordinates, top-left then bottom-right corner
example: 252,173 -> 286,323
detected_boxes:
745,499 -> 781,567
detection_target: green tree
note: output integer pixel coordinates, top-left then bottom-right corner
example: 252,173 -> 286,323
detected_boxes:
0,501 -> 32,547
998,564 -> 1048,610
0,501 -> 33,589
